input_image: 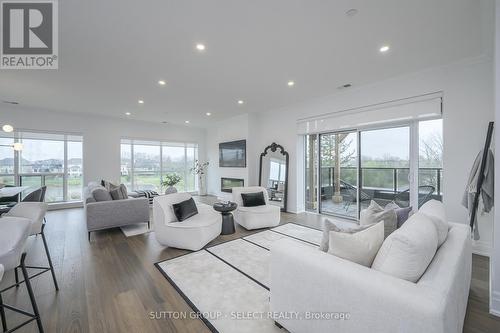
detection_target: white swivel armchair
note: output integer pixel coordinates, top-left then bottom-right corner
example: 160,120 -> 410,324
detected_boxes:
232,186 -> 280,230
153,193 -> 222,251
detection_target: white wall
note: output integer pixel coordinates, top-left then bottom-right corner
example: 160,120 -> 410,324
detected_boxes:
248,57 -> 494,253
491,0 -> 500,317
0,106 -> 206,186
206,113 -> 253,199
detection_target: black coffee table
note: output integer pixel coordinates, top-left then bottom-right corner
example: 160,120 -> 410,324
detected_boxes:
213,202 -> 238,235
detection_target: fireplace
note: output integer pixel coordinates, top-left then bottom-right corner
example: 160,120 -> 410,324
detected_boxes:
221,177 -> 244,193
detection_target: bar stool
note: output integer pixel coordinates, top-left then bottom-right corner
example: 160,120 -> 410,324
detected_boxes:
3,202 -> 58,291
0,216 -> 44,332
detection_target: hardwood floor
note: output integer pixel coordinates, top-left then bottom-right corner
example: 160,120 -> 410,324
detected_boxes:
1,205 -> 499,333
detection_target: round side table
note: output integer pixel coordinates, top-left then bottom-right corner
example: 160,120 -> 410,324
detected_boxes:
213,202 -> 238,235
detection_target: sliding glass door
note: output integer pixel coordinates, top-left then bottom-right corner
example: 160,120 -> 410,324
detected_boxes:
360,126 -> 410,210
305,119 -> 442,219
318,131 -> 358,219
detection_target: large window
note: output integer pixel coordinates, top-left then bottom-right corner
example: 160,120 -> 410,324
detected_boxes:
121,139 -> 198,193
305,119 -> 443,219
0,131 -> 83,203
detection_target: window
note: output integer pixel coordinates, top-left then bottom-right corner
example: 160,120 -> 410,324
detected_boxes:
305,118 -> 443,219
0,136 -> 15,185
121,139 -> 198,192
419,119 -> 443,204
0,131 -> 83,203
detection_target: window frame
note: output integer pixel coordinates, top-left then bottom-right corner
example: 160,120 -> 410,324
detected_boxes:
304,116 -> 443,219
0,129 -> 83,203
121,138 -> 199,193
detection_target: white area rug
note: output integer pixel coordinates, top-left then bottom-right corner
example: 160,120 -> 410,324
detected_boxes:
155,223 -> 322,333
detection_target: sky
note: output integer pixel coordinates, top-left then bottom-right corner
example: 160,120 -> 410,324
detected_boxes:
360,119 -> 442,160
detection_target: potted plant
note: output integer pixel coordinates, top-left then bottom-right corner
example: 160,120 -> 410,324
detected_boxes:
162,174 -> 182,194
191,160 -> 209,196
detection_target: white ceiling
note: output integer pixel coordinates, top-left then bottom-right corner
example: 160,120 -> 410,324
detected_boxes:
0,0 -> 493,127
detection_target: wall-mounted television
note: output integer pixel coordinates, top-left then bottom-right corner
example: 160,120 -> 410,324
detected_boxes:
219,139 -> 246,167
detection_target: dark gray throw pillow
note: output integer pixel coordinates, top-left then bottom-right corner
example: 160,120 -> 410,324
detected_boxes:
172,197 -> 198,222
395,207 -> 413,228
101,180 -> 119,191
241,192 -> 266,207
385,201 -> 413,228
110,184 -> 128,200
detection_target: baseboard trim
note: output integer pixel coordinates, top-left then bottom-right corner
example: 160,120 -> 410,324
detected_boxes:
472,240 -> 491,257
490,291 -> 500,317
48,201 -> 83,210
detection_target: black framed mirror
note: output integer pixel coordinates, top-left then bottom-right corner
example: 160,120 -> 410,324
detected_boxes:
259,142 -> 289,212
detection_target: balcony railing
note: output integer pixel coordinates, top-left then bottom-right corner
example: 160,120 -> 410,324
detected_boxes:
0,172 -> 82,202
317,166 -> 442,195
306,166 -> 443,209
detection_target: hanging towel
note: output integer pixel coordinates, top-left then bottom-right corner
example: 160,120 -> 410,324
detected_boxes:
462,149 -> 495,240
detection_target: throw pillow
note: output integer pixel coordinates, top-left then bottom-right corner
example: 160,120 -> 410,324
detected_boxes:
172,197 -> 199,222
320,218 -> 377,252
101,180 -> 119,191
384,201 -> 413,228
91,186 -> 112,202
371,212 -> 439,282
326,220 -> 385,267
241,192 -> 266,207
360,200 -> 397,238
419,200 -> 448,247
109,184 -> 128,200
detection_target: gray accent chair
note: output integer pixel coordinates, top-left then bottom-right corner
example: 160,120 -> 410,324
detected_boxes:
84,183 -> 150,241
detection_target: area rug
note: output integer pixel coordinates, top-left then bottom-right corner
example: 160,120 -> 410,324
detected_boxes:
120,223 -> 151,237
155,223 -> 322,333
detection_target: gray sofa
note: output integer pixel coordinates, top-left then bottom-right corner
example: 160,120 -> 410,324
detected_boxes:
84,182 -> 150,241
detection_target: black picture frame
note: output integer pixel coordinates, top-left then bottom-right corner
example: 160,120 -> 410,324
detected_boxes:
219,139 -> 246,168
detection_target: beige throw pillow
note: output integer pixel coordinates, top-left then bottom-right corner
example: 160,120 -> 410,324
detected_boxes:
419,200 -> 448,247
322,219 -> 384,267
360,200 -> 397,238
372,212 -> 439,282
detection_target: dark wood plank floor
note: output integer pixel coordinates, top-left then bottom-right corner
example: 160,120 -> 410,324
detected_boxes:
1,203 -> 499,333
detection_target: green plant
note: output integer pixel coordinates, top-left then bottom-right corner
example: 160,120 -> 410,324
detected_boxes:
162,174 -> 182,187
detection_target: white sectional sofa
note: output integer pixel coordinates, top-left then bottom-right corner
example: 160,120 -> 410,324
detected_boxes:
270,214 -> 471,333
153,193 -> 222,251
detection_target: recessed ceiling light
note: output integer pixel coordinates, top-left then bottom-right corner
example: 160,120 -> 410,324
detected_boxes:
158,80 -> 166,86
287,81 -> 295,87
138,99 -> 144,104
2,124 -> 14,132
206,112 -> 212,116
346,9 -> 358,17
379,45 -> 390,53
185,120 -> 190,124
237,100 -> 244,105
161,121 -> 168,124
196,43 -> 206,51
125,112 -> 131,116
